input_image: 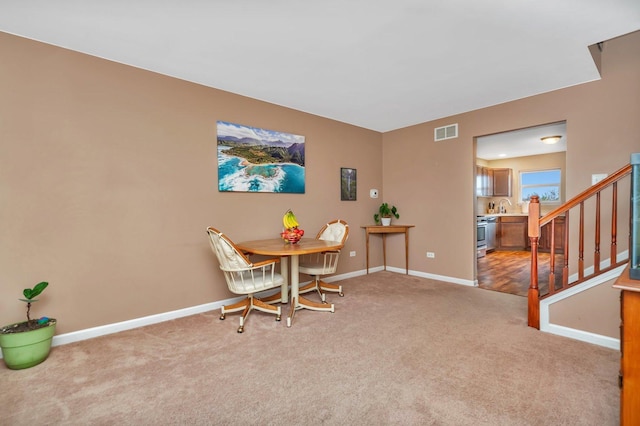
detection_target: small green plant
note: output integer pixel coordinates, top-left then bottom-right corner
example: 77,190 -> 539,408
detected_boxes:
19,281 -> 49,328
374,203 -> 399,224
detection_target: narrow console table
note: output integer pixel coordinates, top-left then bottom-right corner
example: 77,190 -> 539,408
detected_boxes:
362,225 -> 414,274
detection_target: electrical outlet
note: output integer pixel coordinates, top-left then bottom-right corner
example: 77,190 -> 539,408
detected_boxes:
426,252 -> 435,258
350,251 -> 356,257
369,189 -> 378,199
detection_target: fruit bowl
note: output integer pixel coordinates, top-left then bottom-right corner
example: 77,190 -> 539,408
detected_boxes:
281,228 -> 304,244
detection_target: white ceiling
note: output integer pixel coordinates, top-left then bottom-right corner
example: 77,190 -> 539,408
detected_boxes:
1,1 -> 639,132
476,122 -> 567,161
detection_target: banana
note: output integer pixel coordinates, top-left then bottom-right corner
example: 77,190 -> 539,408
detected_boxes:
282,209 -> 299,229
288,213 -> 298,228
288,215 -> 298,229
290,213 -> 299,228
283,210 -> 292,229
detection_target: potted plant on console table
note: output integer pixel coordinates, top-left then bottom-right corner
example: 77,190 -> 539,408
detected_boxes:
0,281 -> 56,370
374,202 -> 400,226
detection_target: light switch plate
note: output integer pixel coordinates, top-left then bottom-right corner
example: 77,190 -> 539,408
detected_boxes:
592,173 -> 607,185
370,189 -> 378,198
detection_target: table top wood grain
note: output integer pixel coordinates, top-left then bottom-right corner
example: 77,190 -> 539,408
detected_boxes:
236,237 -> 343,256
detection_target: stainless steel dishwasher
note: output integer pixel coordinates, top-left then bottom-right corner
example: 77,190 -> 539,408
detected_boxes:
486,217 -> 497,252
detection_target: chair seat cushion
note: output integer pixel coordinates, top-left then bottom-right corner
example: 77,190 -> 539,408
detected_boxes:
299,262 -> 334,276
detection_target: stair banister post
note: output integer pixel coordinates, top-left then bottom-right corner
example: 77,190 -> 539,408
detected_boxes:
528,195 -> 541,328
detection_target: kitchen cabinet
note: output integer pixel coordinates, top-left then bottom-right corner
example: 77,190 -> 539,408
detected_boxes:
538,216 -> 565,253
476,166 -> 511,197
497,216 -> 527,250
476,166 -> 493,197
613,266 -> 640,424
492,168 -> 512,197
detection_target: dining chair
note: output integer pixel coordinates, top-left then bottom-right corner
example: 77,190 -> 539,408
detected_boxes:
298,219 -> 349,302
206,226 -> 283,333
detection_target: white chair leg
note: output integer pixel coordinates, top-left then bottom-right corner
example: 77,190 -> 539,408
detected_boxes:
253,298 -> 282,322
238,304 -> 251,333
220,298 -> 251,320
319,281 -> 343,297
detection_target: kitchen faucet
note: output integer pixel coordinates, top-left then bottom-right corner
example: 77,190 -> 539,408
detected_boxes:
498,198 -> 512,213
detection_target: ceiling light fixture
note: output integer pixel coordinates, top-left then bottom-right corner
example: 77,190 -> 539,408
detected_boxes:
541,135 -> 562,145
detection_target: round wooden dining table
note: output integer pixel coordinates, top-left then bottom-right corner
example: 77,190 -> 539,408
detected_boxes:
235,237 -> 344,327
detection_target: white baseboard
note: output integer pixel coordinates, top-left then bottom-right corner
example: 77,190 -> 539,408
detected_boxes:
294,267 -> 623,352
51,297 -> 235,348
40,267 -> 378,350
18,270 -> 370,354
539,262 -> 627,350
3,264 -> 619,358
543,323 -> 620,350
403,267 -> 477,287
323,268 -> 370,281
1,297 -> 242,359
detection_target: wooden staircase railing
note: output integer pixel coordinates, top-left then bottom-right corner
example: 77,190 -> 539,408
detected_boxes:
527,163 -> 632,329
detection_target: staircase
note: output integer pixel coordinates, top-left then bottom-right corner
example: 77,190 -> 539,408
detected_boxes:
526,162 -> 633,329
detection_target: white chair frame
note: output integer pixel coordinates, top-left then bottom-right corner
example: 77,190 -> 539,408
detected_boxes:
298,219 -> 349,302
207,227 -> 283,333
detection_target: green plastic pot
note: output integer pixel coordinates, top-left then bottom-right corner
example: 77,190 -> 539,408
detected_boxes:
0,319 -> 57,370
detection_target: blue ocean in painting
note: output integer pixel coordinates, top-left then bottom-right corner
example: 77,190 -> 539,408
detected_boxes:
218,146 -> 305,193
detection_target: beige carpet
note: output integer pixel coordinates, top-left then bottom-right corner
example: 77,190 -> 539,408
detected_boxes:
1,272 -> 619,425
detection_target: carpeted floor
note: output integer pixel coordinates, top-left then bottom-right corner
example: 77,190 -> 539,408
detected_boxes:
1,272 -> 619,425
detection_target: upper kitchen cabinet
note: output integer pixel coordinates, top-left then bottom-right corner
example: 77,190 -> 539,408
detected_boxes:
476,166 -> 493,197
492,168 -> 512,197
476,166 -> 511,197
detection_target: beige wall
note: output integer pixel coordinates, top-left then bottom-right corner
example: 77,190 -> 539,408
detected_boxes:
0,32 -> 382,333
549,276 -> 621,338
382,31 -> 639,334
2,29 -> 639,337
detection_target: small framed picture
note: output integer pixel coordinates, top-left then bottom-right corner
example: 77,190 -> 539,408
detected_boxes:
341,168 -> 357,201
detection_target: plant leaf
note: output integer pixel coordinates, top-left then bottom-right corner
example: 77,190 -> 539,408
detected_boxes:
23,281 -> 48,300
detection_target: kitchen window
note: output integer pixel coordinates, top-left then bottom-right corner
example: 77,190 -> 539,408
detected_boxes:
520,169 -> 561,204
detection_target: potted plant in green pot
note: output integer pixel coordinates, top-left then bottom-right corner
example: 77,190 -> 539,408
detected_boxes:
0,281 -> 56,370
374,202 -> 399,226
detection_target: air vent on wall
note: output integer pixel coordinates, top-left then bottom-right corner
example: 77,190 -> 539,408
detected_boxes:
434,123 -> 458,141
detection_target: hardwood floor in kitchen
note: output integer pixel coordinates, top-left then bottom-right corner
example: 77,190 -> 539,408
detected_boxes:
477,250 -> 561,297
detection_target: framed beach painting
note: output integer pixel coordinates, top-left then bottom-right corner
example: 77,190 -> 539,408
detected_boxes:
216,121 -> 305,193
341,167 -> 357,201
